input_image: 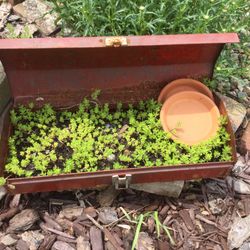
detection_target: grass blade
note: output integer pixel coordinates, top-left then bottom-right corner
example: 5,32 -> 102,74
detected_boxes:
131,214 -> 144,250
161,223 -> 176,246
120,206 -> 132,222
154,211 -> 161,238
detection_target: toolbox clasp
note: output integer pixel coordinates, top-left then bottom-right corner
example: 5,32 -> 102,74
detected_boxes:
105,37 -> 128,47
112,174 -> 132,190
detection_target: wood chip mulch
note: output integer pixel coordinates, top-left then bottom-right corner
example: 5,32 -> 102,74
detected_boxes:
0,179 -> 249,250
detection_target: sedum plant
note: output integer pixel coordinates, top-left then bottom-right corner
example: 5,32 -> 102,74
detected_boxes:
5,91 -> 232,178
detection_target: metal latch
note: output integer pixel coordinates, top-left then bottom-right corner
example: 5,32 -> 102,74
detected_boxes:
112,174 -> 132,190
105,37 -> 128,47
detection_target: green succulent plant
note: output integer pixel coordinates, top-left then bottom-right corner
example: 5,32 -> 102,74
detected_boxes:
5,91 -> 232,178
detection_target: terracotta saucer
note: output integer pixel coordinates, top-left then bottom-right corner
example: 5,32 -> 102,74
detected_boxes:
160,91 -> 220,145
158,78 -> 214,104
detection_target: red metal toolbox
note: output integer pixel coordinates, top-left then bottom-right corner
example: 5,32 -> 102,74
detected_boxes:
0,33 -> 239,193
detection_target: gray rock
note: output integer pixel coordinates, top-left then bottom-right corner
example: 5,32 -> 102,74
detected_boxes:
0,187 -> 7,202
7,209 -> 39,233
0,234 -> 18,246
239,242 -> 250,250
0,2 -> 11,29
7,14 -> 21,22
131,181 -> 184,198
13,0 -> 58,36
59,206 -> 83,220
98,207 -> 118,225
52,241 -> 75,250
233,157 -> 246,175
217,93 -> 247,132
76,236 -> 90,250
226,176 -> 250,195
228,215 -> 250,250
21,230 -> 44,250
107,154 -> 116,162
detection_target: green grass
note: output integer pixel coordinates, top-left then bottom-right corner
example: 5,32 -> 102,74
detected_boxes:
50,0 -> 249,37
131,214 -> 144,250
131,211 -> 176,248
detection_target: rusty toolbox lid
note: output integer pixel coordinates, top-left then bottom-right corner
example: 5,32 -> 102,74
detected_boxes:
0,33 -> 239,107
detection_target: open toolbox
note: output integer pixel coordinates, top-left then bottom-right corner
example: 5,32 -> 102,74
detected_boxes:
0,33 -> 239,194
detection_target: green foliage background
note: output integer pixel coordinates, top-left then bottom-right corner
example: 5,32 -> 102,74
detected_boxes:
51,0 -> 249,36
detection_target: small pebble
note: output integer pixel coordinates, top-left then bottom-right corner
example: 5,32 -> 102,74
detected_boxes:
105,124 -> 112,129
107,154 -> 116,162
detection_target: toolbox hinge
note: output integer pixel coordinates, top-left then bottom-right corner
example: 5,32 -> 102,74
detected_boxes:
112,174 -> 132,190
105,37 -> 128,47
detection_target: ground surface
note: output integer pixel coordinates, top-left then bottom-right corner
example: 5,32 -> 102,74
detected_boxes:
0,176 -> 249,250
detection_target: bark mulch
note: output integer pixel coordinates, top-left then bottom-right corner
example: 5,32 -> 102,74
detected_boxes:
0,178 -> 248,250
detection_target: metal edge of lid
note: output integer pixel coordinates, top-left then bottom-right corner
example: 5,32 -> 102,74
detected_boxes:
0,33 -> 239,50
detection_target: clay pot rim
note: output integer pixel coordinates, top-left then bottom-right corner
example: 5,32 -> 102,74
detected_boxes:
158,78 -> 214,104
160,91 -> 220,146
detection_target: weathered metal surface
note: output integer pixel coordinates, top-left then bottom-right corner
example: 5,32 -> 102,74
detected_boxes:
0,33 -> 238,193
0,33 -> 239,49
0,33 -> 239,108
